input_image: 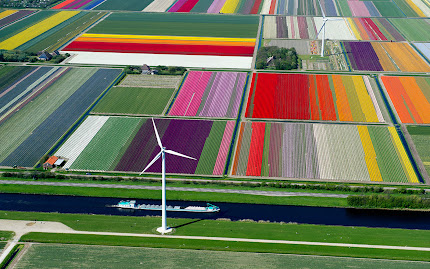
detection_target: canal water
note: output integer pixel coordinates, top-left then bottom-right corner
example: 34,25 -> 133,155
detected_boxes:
1,193 -> 429,230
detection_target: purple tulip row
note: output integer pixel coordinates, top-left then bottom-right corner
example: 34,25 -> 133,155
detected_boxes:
343,41 -> 383,71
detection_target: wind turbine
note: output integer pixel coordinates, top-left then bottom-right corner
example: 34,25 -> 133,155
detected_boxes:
140,118 -> 196,234
316,0 -> 342,57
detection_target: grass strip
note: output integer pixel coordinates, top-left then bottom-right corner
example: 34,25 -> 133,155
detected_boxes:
20,233 -> 430,262
2,210 -> 430,248
0,231 -> 14,241
0,184 -> 347,208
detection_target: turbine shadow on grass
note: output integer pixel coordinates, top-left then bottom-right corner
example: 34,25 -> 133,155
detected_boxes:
172,219 -> 204,229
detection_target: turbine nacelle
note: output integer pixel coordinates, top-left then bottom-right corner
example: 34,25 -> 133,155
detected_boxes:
139,118 -> 196,175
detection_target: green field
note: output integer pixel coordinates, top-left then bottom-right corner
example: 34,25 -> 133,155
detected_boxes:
0,231 -> 14,241
389,19 -> 430,41
392,0 -> 420,17
94,0 -> 154,11
20,233 -> 430,262
92,87 -> 174,115
373,2 -> 406,17
22,11 -> 107,53
70,117 -> 142,171
0,66 -> 33,92
88,13 -> 259,38
3,210 -> 430,248
14,244 -> 430,268
407,126 -> 430,176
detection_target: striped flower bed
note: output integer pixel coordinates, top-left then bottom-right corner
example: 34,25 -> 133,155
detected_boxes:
246,73 -> 384,123
381,76 -> 430,124
0,67 -> 123,167
343,41 -> 430,72
168,71 -> 247,118
0,11 -> 79,50
0,10 -> 35,28
232,122 -> 419,183
57,117 -> 235,176
61,12 -> 258,67
64,33 -> 255,57
167,0 -> 267,14
264,16 -> 406,41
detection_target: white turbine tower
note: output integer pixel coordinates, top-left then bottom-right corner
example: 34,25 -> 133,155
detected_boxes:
316,0 -> 342,57
140,118 -> 196,234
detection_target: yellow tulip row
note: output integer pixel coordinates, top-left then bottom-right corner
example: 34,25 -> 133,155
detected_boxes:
0,11 -> 79,50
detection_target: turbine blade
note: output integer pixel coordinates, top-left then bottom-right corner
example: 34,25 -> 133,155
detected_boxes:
165,149 -> 196,160
317,0 -> 325,18
317,21 -> 326,37
152,118 -> 163,149
140,151 -> 162,175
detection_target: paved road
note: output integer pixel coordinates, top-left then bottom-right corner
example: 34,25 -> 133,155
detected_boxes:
0,220 -> 429,253
0,180 -> 348,198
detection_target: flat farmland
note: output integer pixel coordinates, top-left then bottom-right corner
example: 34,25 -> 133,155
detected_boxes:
414,43 -> 430,61
381,76 -> 430,124
14,244 -> 430,269
92,87 -> 174,115
232,121 -> 419,183
343,41 -> 430,72
56,117 -> 235,176
62,12 -> 258,68
0,67 -> 122,167
389,18 -> 430,42
263,16 -> 405,41
0,10 -> 80,50
168,71 -> 247,118
93,0 -> 155,11
0,10 -> 35,28
407,126 -> 430,176
245,73 -> 387,123
276,0 -> 430,17
119,75 -> 182,88
0,9 -> 106,53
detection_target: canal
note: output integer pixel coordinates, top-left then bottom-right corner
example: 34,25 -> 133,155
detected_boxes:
1,193 -> 429,230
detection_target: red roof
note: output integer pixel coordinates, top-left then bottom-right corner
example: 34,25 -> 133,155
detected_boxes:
45,156 -> 58,165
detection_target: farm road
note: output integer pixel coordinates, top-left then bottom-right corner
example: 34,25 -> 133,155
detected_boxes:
0,220 -> 430,253
0,180 -> 348,198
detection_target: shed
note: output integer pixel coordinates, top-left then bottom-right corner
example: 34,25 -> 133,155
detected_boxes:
43,156 -> 58,170
54,158 -> 65,167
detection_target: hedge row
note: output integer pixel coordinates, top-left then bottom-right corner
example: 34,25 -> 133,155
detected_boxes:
347,194 -> 430,209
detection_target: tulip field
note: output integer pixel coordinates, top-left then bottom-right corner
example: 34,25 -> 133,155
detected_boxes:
232,121 -> 418,183
415,43 -> 430,61
0,10 -> 106,53
52,0 -> 154,11
275,0 -> 430,17
343,41 -> 430,72
407,126 -> 430,176
263,16 -> 405,41
388,18 -> 430,42
168,71 -> 247,118
0,10 -> 79,50
0,67 -> 122,167
245,73 -> 385,123
381,76 -> 430,124
0,10 -> 35,28
51,0 -> 276,13
62,12 -> 258,68
56,117 -> 235,176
